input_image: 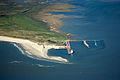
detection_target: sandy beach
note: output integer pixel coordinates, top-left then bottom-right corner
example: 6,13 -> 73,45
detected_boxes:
0,36 -> 68,62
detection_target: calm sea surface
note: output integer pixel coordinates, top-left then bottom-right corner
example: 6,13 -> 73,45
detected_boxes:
0,0 -> 120,80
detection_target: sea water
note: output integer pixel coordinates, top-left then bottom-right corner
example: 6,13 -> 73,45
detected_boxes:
0,0 -> 120,80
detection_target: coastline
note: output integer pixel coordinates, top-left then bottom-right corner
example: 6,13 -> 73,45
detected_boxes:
0,36 -> 68,63
0,2 -> 75,63
0,2 -> 75,45
32,3 -> 75,33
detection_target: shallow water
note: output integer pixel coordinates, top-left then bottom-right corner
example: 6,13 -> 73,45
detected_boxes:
0,0 -> 120,80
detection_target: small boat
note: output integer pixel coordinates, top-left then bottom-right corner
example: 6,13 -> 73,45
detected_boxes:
68,49 -> 74,55
71,49 -> 74,54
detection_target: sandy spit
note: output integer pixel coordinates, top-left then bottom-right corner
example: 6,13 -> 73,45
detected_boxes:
0,36 -> 68,62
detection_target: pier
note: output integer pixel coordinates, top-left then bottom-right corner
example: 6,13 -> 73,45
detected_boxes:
65,40 -> 73,55
55,40 -> 105,55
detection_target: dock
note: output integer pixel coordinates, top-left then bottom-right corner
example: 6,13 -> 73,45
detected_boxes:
54,39 -> 105,55
65,40 -> 73,55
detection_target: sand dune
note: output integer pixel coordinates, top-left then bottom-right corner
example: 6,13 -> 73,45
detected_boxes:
0,36 -> 68,62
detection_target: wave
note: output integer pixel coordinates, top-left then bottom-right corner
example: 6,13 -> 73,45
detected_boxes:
9,60 -> 54,68
9,61 -> 23,64
35,64 -> 54,68
12,43 -> 25,55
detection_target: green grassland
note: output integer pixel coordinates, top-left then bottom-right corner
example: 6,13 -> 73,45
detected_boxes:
0,3 -> 66,45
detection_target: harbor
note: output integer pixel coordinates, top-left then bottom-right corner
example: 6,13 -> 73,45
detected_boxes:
62,40 -> 105,55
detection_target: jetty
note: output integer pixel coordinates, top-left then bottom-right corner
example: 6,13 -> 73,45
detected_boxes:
65,40 -> 73,55
52,39 -> 105,55
83,40 -> 89,48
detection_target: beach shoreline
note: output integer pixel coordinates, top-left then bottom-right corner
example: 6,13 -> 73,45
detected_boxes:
0,36 -> 68,63
0,2 -> 75,63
